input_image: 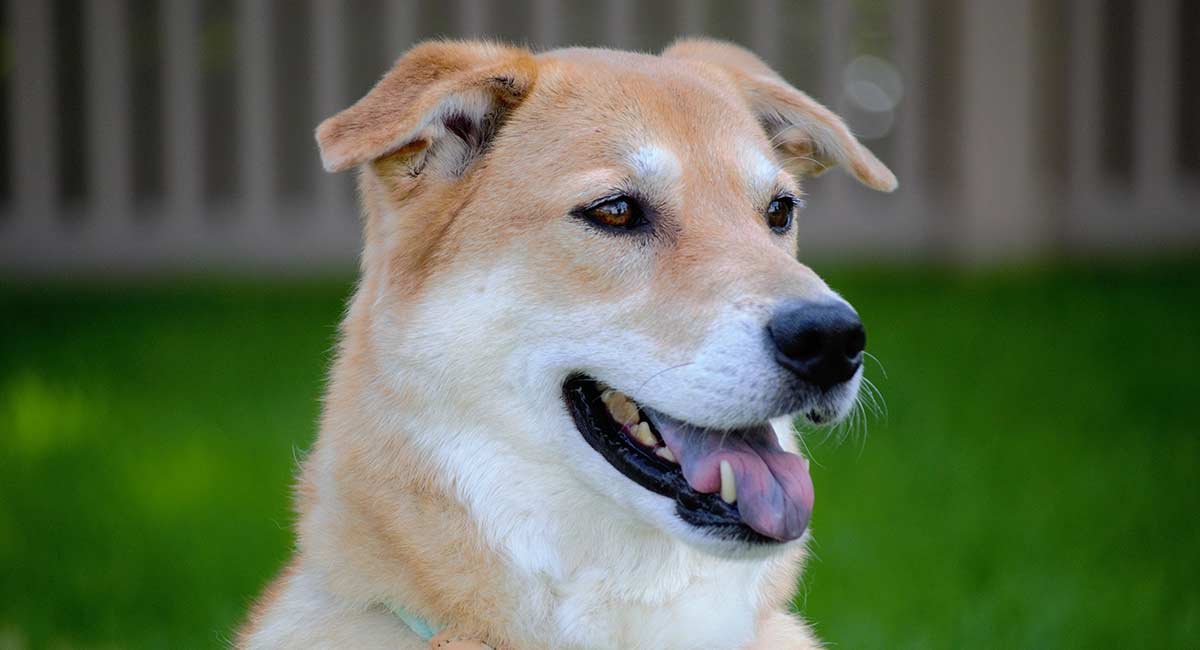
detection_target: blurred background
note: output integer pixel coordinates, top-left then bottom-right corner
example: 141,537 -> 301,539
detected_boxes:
0,0 -> 1197,648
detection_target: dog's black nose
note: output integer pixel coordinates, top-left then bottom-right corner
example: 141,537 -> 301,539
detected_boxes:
768,300 -> 866,389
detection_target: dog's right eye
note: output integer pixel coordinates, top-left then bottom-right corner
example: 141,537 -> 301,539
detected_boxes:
576,196 -> 647,232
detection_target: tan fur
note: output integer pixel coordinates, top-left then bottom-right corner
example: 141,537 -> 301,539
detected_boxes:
239,38 -> 894,649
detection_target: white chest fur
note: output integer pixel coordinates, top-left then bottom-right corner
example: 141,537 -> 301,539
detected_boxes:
538,556 -> 766,650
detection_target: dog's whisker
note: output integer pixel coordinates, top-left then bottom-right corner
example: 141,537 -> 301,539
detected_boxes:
853,403 -> 869,450
860,375 -> 888,421
854,407 -> 870,457
857,383 -> 879,420
828,389 -> 870,451
849,399 -> 865,445
774,154 -> 823,168
634,362 -> 694,395
796,429 -> 823,470
766,122 -> 810,147
863,351 -> 889,379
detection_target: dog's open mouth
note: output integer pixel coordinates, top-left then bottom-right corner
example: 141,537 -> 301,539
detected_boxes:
563,375 -> 814,544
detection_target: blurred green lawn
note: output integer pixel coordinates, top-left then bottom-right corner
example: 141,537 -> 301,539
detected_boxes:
1,262 -> 1197,649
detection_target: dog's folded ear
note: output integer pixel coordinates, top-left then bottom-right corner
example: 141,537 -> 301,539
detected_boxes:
316,40 -> 537,177
664,38 -> 897,192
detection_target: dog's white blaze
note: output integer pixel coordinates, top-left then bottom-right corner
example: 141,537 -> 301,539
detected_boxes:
627,144 -> 682,193
741,142 -> 784,197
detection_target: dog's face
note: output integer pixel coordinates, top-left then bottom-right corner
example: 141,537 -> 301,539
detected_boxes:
319,41 -> 895,556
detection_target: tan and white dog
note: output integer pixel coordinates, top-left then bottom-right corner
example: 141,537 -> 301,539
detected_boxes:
238,38 -> 895,649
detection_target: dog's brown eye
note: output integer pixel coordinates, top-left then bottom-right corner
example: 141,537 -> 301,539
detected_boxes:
578,196 -> 646,231
765,196 -> 795,232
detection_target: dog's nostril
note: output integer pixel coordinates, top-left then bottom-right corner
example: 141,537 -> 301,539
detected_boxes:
768,300 -> 865,390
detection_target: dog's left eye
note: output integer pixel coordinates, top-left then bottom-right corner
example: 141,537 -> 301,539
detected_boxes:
577,196 -> 647,232
765,196 -> 795,233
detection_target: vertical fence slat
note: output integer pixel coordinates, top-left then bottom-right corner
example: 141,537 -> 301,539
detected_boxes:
818,0 -> 850,206
1134,0 -> 1177,204
313,0 -> 346,222
385,0 -> 416,54
163,0 -> 202,229
891,0 -> 928,250
605,0 -> 631,49
749,0 -> 780,67
677,0 -> 707,36
891,0 -> 921,191
456,0 -> 487,39
820,0 -> 850,108
958,0 -> 1039,260
9,0 -> 57,230
533,0 -> 562,48
1067,0 -> 1101,216
85,0 -> 133,229
238,0 -> 274,230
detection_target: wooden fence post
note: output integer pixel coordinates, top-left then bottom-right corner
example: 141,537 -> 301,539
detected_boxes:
957,0 -> 1042,261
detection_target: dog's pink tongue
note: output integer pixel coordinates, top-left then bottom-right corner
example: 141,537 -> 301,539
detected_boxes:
650,413 -> 814,541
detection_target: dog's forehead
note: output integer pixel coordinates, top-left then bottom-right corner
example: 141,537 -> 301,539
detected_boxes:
536,49 -> 753,131
517,49 -> 782,192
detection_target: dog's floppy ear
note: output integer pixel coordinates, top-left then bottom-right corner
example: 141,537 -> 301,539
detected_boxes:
663,38 -> 897,192
316,40 -> 537,176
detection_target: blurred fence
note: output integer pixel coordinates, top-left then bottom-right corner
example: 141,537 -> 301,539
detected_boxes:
0,0 -> 1197,274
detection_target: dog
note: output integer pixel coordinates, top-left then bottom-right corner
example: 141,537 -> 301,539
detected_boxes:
238,38 -> 895,649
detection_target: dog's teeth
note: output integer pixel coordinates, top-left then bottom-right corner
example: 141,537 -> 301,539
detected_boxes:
632,422 -> 656,447
643,422 -> 658,444
719,460 -> 737,504
604,393 -> 628,419
655,447 -> 677,463
601,389 -> 641,425
603,392 -> 623,410
617,402 -> 638,425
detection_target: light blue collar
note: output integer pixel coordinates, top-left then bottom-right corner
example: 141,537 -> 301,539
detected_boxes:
386,602 -> 441,642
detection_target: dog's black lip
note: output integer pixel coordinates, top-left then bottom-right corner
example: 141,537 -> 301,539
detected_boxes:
562,374 -> 778,545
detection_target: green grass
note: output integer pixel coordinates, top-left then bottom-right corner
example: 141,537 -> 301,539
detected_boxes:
1,263 -> 1198,648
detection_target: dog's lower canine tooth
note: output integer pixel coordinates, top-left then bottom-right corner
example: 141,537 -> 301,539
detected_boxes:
655,447 -> 677,463
632,422 -> 656,447
720,460 -> 737,504
600,389 -> 615,404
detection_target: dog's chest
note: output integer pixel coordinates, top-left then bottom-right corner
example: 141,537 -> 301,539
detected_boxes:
517,560 -> 764,650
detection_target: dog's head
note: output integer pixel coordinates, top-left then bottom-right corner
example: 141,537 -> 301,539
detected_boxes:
319,40 -> 894,556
